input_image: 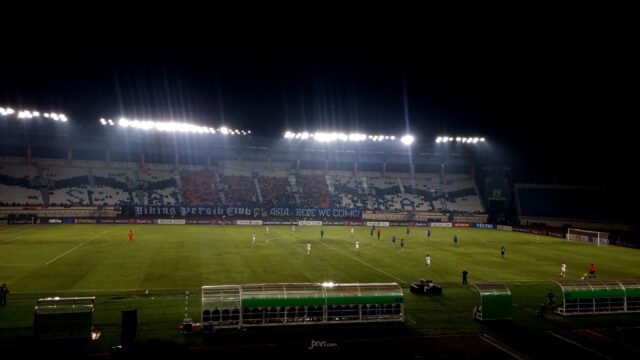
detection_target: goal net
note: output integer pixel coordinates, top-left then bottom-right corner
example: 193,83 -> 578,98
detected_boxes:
566,228 -> 609,246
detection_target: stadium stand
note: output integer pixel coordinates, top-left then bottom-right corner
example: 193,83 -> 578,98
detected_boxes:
0,184 -> 42,205
0,155 -> 486,215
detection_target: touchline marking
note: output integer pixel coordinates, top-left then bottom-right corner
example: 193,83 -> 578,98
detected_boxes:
0,263 -> 38,266
13,286 -> 202,295
273,228 -> 405,283
269,229 -> 566,284
0,235 -> 23,244
0,225 -> 34,233
45,231 -> 108,265
480,334 -> 529,360
547,332 -> 613,360
318,241 -> 406,283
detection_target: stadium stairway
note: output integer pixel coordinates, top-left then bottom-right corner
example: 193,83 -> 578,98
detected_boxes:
326,175 -> 335,195
87,168 -> 96,187
398,177 -> 406,196
174,173 -> 182,192
36,163 -> 43,179
254,178 -> 263,203
473,181 -> 485,212
39,188 -> 50,205
135,189 -> 146,204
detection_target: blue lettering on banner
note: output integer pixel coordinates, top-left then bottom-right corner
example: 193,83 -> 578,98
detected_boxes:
129,205 -> 250,217
474,223 -> 496,229
123,206 -> 362,219
296,208 -> 317,217
318,208 -> 331,217
268,208 -> 290,216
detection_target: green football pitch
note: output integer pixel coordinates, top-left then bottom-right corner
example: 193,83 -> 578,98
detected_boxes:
1,224 -> 640,354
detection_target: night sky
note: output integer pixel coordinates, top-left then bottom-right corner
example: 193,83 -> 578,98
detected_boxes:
0,20 -> 635,187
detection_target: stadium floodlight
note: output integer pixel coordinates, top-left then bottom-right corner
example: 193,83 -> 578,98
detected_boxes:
112,117 -> 242,135
285,131 -> 404,143
437,135 -> 487,144
2,106 -> 68,122
0,107 -> 15,115
100,118 -> 107,125
401,135 -> 415,145
314,132 -> 333,142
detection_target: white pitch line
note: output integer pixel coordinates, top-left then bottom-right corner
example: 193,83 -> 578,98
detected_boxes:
45,231 -> 108,265
0,263 -> 39,266
318,241 -> 406,283
484,279 -> 550,283
13,286 -> 201,295
0,225 -> 31,233
271,230 -> 561,285
480,334 -> 529,360
273,228 -> 406,283
0,234 -> 23,244
547,332 -> 613,360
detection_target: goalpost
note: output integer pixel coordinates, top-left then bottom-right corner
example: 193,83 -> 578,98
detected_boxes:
566,228 -> 609,247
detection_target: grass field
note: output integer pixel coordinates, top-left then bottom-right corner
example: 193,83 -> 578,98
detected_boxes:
1,224 -> 640,356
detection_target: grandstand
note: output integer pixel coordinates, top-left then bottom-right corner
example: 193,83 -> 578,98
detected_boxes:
2,121 -> 639,359
0,122 -> 489,215
0,155 -> 485,215
6,123 -> 634,237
